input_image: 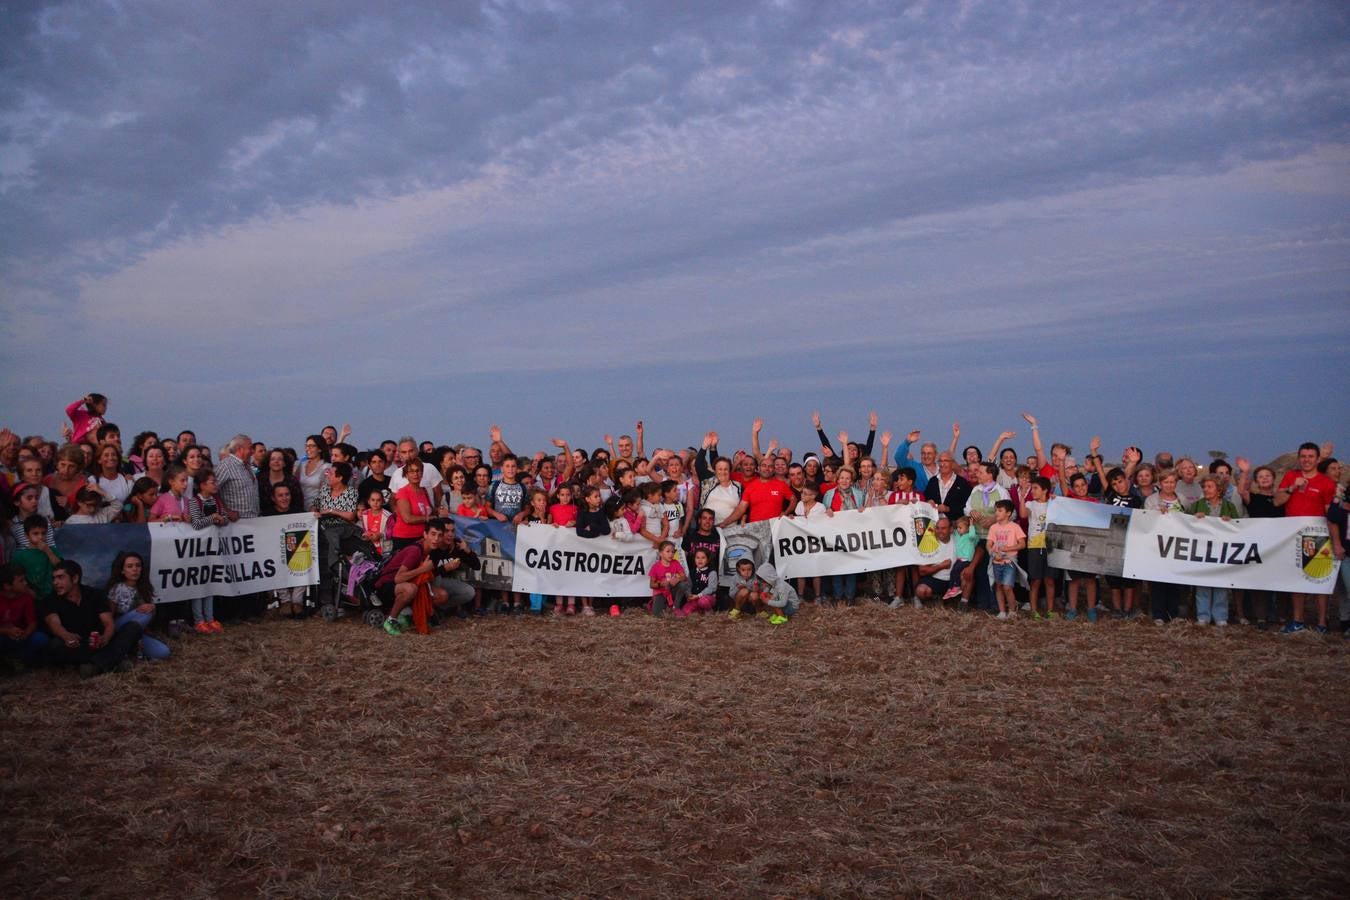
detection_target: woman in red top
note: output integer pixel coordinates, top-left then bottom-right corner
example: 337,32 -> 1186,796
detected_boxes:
392,458 -> 433,551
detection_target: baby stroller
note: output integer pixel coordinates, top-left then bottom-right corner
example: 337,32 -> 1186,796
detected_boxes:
319,534 -> 390,628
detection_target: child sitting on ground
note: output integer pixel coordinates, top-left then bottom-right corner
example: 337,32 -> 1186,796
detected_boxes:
648,540 -> 688,617
727,557 -> 763,620
682,548 -> 719,615
756,562 -> 800,625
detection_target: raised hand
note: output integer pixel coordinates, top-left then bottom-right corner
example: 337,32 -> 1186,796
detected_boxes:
1090,436 -> 1102,455
880,430 -> 892,447
868,410 -> 878,430
551,437 -> 567,449
1021,412 -> 1037,427
635,420 -> 644,434
811,410 -> 822,429
603,434 -> 613,445
952,422 -> 960,438
907,429 -> 920,443
767,439 -> 780,453
752,417 -> 764,434
489,425 -> 502,444
708,430 -> 719,445
1235,456 -> 1251,472
1321,441 -> 1335,459
837,430 -> 848,447
998,430 -> 1015,441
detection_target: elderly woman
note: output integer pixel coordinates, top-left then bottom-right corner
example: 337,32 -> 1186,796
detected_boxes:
316,462 -> 360,591
47,445 -> 89,520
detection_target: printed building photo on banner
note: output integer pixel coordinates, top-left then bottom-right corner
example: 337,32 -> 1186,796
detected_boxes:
718,521 -> 773,581
452,516 -> 517,592
1045,500 -> 1130,577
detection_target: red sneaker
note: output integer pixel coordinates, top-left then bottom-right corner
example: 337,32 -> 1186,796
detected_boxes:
208,620 -> 224,633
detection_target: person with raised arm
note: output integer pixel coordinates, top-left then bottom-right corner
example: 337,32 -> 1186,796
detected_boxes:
893,428 -> 941,494
603,422 -> 644,475
64,394 -> 107,445
1022,412 -> 1074,495
811,410 -> 878,465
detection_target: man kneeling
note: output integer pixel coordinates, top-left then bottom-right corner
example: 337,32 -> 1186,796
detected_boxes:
374,519 -> 450,636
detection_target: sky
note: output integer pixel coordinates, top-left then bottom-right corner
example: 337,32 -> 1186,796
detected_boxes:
1,0 -> 1348,464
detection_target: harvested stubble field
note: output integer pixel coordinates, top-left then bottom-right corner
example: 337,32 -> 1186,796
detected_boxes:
2,606 -> 1349,898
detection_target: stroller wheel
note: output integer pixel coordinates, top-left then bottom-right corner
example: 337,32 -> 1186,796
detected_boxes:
319,604 -> 340,622
363,608 -> 386,629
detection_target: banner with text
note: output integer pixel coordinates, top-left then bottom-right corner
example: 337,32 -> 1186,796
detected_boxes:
511,524 -> 672,597
55,514 -> 319,602
1045,498 -> 1339,593
1121,508 -> 1340,593
769,503 -> 942,579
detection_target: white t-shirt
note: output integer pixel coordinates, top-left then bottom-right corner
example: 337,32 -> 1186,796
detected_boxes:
388,464 -> 443,493
703,482 -> 742,523
793,500 -> 828,520
925,540 -> 956,583
89,474 -> 134,505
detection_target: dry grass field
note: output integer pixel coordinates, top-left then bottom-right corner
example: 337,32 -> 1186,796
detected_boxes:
3,605 -> 1349,898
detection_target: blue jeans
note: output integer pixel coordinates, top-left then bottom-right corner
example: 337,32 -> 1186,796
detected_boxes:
190,596 -> 215,625
0,631 -> 49,664
116,609 -> 170,660
831,573 -> 857,601
1195,586 -> 1229,625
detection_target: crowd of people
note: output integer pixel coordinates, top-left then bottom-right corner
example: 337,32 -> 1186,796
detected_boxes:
1,395 -> 1346,678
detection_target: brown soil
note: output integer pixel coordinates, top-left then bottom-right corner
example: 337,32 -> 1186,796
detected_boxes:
3,606 -> 1348,898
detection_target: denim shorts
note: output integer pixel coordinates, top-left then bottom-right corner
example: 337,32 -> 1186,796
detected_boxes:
991,562 -> 1016,586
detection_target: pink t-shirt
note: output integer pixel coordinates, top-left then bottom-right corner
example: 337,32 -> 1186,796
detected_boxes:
150,491 -> 190,521
986,521 -> 1026,563
650,559 -> 686,598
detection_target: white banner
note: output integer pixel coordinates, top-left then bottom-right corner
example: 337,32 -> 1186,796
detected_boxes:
769,503 -> 943,579
511,524 -> 676,597
1121,509 -> 1340,594
149,514 -> 319,602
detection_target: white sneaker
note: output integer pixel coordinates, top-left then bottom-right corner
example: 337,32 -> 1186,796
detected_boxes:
1019,602 -> 1031,611
912,598 -> 922,610
1153,618 -> 1165,626
1216,621 -> 1228,627
996,612 -> 1008,621
887,598 -> 903,610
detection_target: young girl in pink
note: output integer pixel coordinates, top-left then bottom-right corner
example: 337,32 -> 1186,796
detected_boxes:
149,466 -> 192,523
648,541 -> 688,617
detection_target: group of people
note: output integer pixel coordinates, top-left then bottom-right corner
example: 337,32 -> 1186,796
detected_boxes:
1,396 -> 1346,675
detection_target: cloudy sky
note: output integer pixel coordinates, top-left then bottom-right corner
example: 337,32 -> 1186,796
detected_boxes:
2,0 -> 1347,462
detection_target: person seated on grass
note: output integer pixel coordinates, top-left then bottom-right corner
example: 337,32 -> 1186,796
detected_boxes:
0,563 -> 47,669
42,560 -> 141,679
429,518 -> 480,619
683,548 -> 719,615
912,518 -> 962,604
374,517 -> 449,636
104,551 -> 171,661
649,540 -> 689,617
756,562 -> 800,625
727,557 -> 763,620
